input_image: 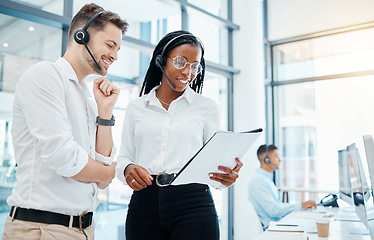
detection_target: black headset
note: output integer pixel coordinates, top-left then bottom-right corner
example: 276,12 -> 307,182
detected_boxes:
73,11 -> 104,71
74,11 -> 104,45
264,145 -> 270,164
155,33 -> 194,69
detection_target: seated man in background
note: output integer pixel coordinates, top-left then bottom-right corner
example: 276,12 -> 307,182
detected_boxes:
248,144 -> 317,230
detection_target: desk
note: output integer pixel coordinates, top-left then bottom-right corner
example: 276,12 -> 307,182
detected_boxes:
255,207 -> 371,240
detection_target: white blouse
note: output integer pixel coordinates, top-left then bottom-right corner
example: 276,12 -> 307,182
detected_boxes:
116,86 -> 220,184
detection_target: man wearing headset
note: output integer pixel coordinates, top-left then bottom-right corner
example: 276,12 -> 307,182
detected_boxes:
248,144 -> 317,230
2,4 -> 128,240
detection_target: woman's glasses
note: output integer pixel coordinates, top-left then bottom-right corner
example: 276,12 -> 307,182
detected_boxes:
169,56 -> 203,75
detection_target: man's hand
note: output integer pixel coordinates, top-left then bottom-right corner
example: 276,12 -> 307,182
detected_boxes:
93,77 -> 120,117
301,200 -> 317,209
124,164 -> 153,191
96,162 -> 117,189
209,157 -> 243,187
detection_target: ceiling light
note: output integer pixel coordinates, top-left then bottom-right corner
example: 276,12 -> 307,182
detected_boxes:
29,26 -> 34,31
3,43 -> 8,47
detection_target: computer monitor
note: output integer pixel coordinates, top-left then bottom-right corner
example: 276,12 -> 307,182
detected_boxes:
338,149 -> 353,205
346,142 -> 374,238
362,135 -> 374,235
363,135 -> 374,189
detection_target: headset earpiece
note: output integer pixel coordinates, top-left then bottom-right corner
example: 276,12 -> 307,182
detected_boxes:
155,55 -> 166,68
264,145 -> 270,164
74,29 -> 89,44
74,11 -> 104,45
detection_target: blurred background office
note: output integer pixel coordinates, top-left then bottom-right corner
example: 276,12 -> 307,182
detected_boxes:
1,0 -> 374,239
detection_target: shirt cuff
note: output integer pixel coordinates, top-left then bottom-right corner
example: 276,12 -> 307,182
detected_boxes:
95,144 -> 117,165
115,158 -> 134,184
295,202 -> 302,210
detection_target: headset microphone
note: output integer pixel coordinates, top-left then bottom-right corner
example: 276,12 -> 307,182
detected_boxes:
83,42 -> 101,71
155,56 -> 176,89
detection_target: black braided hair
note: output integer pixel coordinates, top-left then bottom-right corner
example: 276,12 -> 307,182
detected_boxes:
139,30 -> 205,96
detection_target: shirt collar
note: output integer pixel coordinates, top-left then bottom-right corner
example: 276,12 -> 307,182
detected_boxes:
144,85 -> 195,106
55,57 -> 79,83
256,168 -> 273,180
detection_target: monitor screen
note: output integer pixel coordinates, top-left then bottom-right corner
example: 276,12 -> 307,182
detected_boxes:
338,149 -> 352,204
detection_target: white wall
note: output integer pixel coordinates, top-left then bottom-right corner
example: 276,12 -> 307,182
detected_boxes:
232,0 -> 265,239
268,0 -> 374,41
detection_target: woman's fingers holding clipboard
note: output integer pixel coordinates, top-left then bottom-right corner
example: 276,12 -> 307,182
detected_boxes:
209,158 -> 243,187
125,164 -> 154,191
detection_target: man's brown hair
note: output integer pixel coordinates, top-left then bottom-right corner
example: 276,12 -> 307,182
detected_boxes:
68,3 -> 129,44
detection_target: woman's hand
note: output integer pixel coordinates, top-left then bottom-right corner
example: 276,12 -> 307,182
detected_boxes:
124,164 -> 154,191
209,158 -> 243,187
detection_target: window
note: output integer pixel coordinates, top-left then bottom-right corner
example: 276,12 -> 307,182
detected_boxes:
188,0 -> 228,19
273,27 -> 374,81
270,26 -> 374,202
189,17 -> 229,65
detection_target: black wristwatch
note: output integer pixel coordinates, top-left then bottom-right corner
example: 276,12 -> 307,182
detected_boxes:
96,115 -> 115,126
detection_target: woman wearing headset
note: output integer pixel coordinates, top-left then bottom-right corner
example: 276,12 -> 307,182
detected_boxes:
116,30 -> 242,240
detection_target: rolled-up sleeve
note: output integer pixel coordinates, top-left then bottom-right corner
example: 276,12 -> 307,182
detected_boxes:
95,144 -> 117,165
17,63 -> 88,177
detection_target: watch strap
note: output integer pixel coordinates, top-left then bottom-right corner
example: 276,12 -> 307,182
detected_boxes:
96,115 -> 115,126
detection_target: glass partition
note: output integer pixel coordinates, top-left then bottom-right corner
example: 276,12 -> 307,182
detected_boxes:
9,0 -> 64,15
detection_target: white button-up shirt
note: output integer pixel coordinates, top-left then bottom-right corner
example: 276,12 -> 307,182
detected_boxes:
8,57 -> 115,215
116,86 -> 220,184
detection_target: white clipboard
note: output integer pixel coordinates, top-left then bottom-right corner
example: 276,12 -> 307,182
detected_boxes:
171,128 -> 262,188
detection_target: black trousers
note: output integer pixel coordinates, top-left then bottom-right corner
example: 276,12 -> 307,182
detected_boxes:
125,183 -> 219,240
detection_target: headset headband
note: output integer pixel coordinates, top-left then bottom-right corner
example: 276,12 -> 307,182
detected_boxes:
83,11 -> 104,31
160,33 -> 193,57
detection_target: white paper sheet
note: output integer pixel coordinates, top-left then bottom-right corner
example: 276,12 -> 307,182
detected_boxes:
171,129 -> 262,188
